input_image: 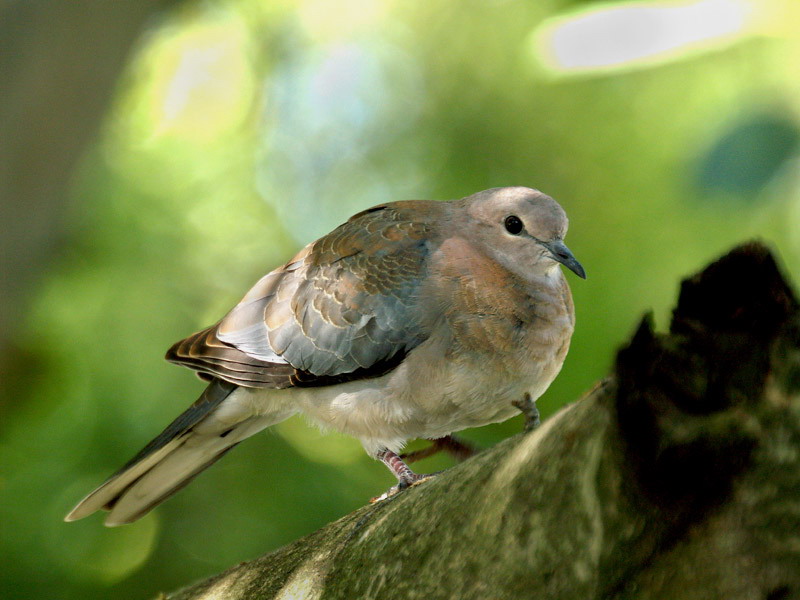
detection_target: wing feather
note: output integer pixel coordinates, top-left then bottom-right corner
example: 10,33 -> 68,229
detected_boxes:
166,201 -> 444,388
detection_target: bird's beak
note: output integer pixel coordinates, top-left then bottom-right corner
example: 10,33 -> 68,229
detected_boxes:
543,240 -> 586,279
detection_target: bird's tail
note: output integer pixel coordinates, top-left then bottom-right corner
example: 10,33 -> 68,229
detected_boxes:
65,379 -> 294,526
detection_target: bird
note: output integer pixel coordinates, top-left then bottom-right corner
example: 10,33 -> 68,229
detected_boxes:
65,186 -> 585,526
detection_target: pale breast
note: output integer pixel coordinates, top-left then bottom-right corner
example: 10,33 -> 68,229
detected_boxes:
280,262 -> 575,455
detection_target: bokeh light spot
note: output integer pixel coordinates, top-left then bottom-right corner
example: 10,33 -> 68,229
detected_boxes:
124,10 -> 255,143
695,111 -> 800,197
532,0 -> 756,76
48,483 -> 160,584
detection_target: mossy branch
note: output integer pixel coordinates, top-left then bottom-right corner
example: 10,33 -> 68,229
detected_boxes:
168,242 -> 800,600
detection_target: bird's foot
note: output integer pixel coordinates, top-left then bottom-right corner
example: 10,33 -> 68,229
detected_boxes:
400,435 -> 479,464
371,450 -> 436,503
513,393 -> 541,432
370,473 -> 437,503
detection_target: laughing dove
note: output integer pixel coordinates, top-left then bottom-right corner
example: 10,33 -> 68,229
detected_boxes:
66,186 -> 585,526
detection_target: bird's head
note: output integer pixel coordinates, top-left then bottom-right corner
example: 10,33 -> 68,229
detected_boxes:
464,186 -> 586,282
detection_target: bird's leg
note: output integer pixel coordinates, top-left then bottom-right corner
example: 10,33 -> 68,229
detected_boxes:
401,435 -> 478,464
512,392 -> 541,432
398,444 -> 439,464
371,449 -> 436,502
377,449 -> 426,489
436,435 -> 479,461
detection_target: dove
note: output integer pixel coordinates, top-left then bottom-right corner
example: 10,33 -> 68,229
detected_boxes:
65,186 -> 585,526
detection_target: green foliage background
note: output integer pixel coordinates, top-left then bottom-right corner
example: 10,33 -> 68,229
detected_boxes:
3,0 -> 800,597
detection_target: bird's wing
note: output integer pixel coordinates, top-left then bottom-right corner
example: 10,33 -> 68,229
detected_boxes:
166,201 -> 440,387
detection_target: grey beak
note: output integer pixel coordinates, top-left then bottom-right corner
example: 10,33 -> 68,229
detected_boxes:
544,240 -> 586,279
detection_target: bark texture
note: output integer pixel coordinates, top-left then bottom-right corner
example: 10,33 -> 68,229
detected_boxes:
168,241 -> 800,600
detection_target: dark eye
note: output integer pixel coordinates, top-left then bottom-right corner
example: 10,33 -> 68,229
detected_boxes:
504,215 -> 523,235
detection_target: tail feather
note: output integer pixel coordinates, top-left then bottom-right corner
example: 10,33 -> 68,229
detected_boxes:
103,439 -> 241,526
116,378 -> 237,474
105,444 -> 238,523
103,414 -> 275,526
65,380 -> 294,526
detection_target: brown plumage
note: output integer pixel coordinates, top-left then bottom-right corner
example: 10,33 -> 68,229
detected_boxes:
66,186 -> 585,526
165,201 -> 438,387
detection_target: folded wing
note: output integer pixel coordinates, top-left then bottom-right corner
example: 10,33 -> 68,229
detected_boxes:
167,202 -> 442,387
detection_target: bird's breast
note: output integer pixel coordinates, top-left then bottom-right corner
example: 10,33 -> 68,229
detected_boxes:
283,255 -> 576,455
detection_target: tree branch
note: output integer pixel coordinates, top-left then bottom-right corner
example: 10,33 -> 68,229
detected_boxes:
168,241 -> 800,600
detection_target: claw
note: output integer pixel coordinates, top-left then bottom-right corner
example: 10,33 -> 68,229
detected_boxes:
370,473 -> 436,503
513,393 -> 541,432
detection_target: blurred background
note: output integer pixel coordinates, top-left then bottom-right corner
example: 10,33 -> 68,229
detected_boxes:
2,0 -> 800,597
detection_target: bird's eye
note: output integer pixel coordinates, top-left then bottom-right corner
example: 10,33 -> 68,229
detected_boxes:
504,215 -> 523,235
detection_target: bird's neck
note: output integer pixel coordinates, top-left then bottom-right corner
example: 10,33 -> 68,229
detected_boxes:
425,238 -> 574,355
